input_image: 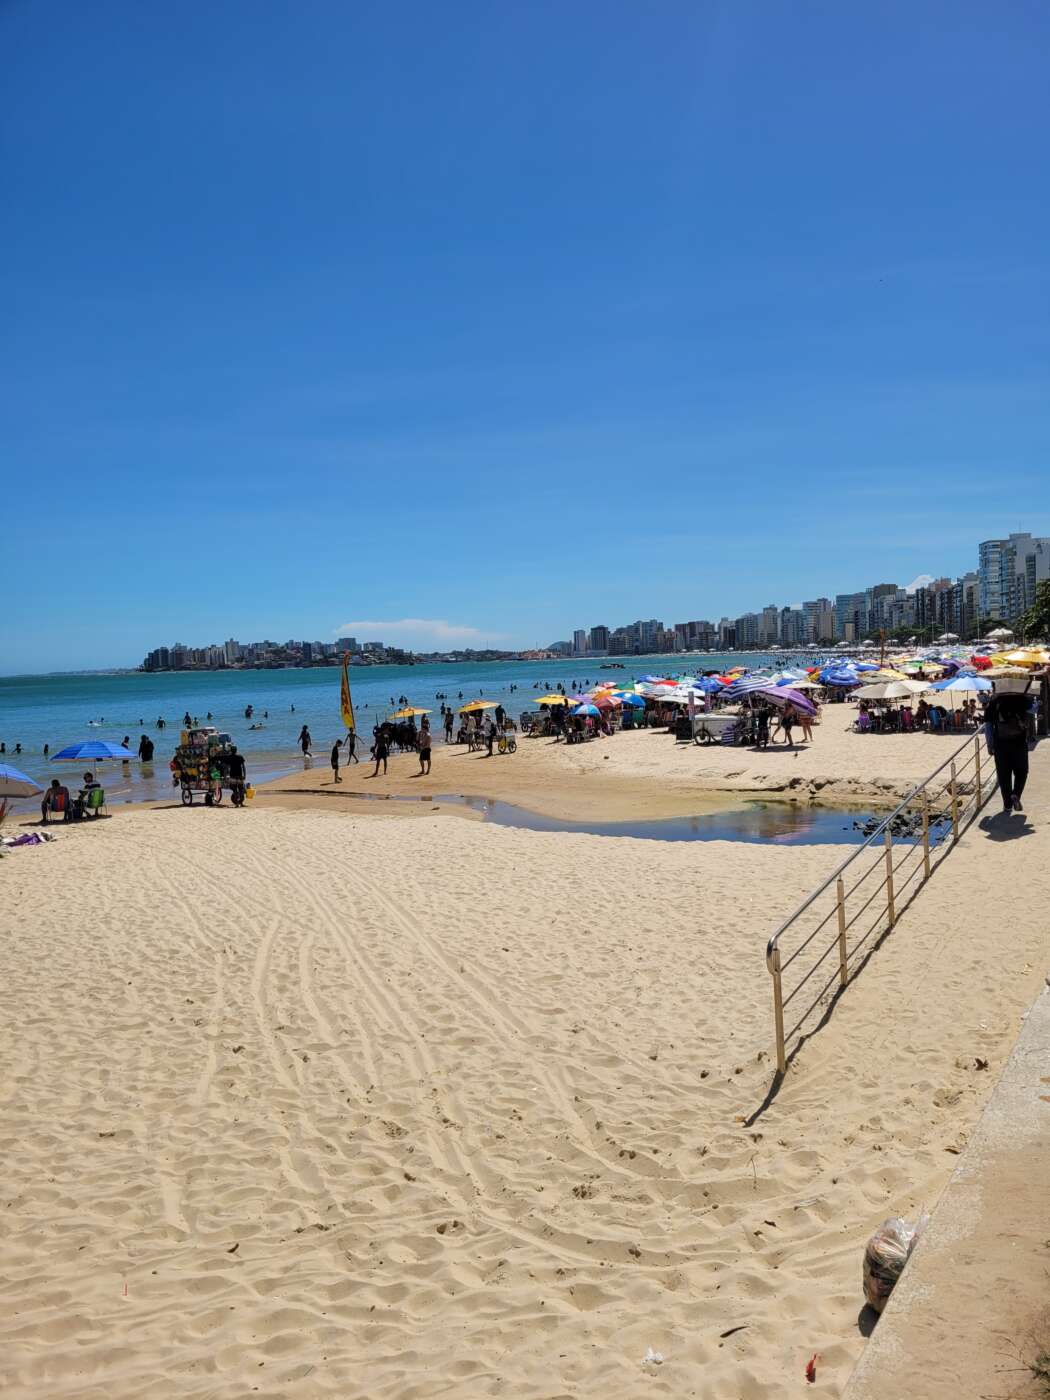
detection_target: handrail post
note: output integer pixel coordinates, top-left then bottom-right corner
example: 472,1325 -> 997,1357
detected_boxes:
950,761 -> 959,841
884,828 -> 896,927
771,946 -> 786,1075
921,789 -> 931,879
836,876 -> 848,986
974,734 -> 981,809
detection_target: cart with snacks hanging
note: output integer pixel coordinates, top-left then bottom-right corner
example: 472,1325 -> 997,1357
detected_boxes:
171,727 -> 244,806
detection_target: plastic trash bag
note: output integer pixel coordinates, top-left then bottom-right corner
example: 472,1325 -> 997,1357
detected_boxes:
862,1212 -> 928,1312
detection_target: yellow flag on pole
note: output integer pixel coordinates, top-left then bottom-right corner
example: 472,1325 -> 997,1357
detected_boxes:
340,653 -> 356,732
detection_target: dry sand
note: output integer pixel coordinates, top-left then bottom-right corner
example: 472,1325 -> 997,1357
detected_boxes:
3,761 -> 1047,1398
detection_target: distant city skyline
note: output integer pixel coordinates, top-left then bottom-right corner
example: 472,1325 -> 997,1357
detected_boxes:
126,530 -> 1049,675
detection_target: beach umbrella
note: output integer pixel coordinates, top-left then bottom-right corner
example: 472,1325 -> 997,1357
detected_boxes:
721,675 -> 774,698
389,707 -> 431,719
0,763 -> 44,799
458,700 -> 498,713
854,680 -> 926,701
619,693 -> 647,707
52,740 -> 134,780
571,703 -> 602,717
1002,649 -> 1043,667
589,693 -> 620,708
753,686 -> 818,716
928,675 -> 992,693
691,676 -> 724,692
776,676 -> 821,690
854,662 -> 880,672
818,667 -> 860,687
639,675 -> 672,683
536,694 -> 570,705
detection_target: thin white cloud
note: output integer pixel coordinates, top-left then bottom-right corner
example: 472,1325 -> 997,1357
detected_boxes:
334,618 -> 505,645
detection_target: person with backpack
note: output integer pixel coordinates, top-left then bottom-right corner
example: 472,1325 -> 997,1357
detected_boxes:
984,686 -> 1031,813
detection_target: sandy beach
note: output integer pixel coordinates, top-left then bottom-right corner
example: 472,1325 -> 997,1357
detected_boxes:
3,744 -> 1047,1397
261,719 -> 982,822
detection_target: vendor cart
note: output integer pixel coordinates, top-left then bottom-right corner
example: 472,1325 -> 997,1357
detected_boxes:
171,726 -> 236,806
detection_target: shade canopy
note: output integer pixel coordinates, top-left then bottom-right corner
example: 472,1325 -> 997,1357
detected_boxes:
458,700 -> 498,713
572,703 -> 602,717
536,694 -> 570,705
389,707 -> 430,718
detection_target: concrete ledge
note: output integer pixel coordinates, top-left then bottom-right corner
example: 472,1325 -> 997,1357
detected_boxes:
843,979 -> 1050,1399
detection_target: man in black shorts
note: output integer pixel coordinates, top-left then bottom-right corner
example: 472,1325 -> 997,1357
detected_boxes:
330,738 -> 342,783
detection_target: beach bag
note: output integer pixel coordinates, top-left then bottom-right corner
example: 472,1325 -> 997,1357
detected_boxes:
862,1212 -> 928,1312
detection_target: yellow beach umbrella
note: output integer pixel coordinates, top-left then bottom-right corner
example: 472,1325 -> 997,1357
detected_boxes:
389,707 -> 431,719
459,699 -> 498,713
536,694 -> 570,705
1002,649 -> 1042,667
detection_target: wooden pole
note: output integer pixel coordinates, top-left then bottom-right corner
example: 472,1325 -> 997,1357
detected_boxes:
772,946 -> 786,1075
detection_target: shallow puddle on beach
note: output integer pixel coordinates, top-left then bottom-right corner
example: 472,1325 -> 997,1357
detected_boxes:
432,795 -> 952,846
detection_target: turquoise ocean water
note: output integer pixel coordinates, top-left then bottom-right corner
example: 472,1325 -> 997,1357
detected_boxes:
0,651 -> 817,807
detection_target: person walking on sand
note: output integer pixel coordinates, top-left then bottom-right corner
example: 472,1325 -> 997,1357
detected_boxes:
330,738 -> 342,783
798,707 -> 815,744
344,729 -> 359,763
984,688 -> 1031,813
444,709 -> 454,743
371,730 -> 389,777
418,719 -> 432,775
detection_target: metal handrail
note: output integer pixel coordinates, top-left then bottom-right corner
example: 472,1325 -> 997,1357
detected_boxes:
766,732 -> 989,1074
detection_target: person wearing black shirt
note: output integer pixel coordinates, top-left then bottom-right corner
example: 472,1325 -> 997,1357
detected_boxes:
330,739 -> 343,783
985,690 -> 1030,813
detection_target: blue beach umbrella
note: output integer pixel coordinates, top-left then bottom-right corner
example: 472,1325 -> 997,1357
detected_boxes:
52,739 -> 135,780
692,676 -> 724,693
618,693 -> 648,707
721,675 -> 773,698
52,740 -> 135,762
571,703 -> 602,717
818,666 -> 860,687
0,763 -> 44,798
928,675 -> 992,693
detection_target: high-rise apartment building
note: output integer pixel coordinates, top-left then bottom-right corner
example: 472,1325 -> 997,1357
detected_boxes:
573,629 -> 588,655
589,625 -> 610,652
980,534 -> 1050,620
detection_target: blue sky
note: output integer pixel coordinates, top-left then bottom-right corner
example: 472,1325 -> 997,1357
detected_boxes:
2,0 -> 1048,672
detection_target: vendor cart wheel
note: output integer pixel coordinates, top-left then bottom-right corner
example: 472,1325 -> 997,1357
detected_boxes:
507,737 -> 517,753
181,787 -> 193,806
498,736 -> 508,754
213,789 -> 223,806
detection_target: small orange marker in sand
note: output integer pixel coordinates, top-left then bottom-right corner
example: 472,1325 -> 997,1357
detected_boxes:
805,1353 -> 817,1383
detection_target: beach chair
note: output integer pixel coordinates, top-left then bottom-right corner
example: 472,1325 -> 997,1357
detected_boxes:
42,790 -> 72,824
82,787 -> 107,819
